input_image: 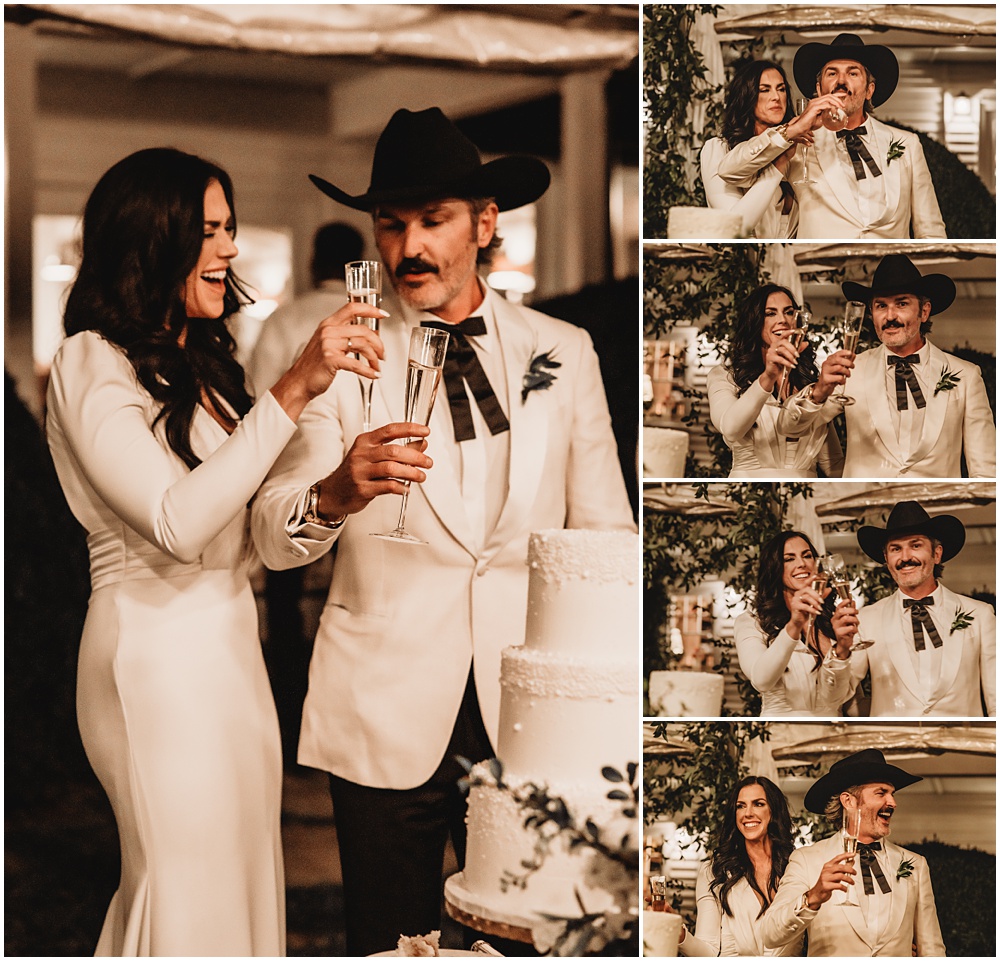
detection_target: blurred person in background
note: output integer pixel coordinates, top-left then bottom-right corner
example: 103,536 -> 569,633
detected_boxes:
248,221 -> 365,771
248,222 -> 364,398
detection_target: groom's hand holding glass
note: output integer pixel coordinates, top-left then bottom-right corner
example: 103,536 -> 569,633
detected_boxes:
312,423 -> 434,523
808,348 -> 856,404
802,850 -> 858,910
829,600 -> 859,659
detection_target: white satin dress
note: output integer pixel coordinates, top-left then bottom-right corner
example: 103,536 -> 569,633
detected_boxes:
734,612 -> 855,717
706,368 -> 844,478
680,861 -> 803,956
46,331 -> 297,956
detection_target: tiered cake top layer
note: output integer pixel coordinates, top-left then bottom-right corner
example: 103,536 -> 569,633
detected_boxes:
524,529 -> 639,657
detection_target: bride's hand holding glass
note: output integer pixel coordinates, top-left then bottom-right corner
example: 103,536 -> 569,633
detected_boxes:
269,301 -> 388,422
785,93 -> 854,141
786,583 -> 826,638
762,332 -> 804,398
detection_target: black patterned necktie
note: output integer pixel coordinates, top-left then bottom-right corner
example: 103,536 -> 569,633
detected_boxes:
887,355 -> 926,410
420,318 -> 510,443
857,842 -> 892,895
836,126 -> 883,180
903,596 -> 943,652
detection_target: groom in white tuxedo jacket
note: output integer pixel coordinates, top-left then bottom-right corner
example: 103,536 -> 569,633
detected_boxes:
790,33 -> 945,239
763,749 -> 945,956
252,107 -> 635,955
718,35 -> 946,239
851,500 -> 996,717
837,254 -> 995,478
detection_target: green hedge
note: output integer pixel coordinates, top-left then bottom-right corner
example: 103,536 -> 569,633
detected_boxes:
908,840 -> 995,957
883,120 -> 996,239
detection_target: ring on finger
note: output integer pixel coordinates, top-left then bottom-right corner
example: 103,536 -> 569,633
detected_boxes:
347,337 -> 353,349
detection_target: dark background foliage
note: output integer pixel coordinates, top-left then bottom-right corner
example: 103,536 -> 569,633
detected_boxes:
5,372 -> 93,807
880,120 -> 997,239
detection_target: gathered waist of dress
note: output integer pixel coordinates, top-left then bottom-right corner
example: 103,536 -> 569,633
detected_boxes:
728,468 -> 817,479
86,527 -> 253,592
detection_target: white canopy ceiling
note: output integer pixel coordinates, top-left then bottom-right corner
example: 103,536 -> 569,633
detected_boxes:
9,4 -> 639,70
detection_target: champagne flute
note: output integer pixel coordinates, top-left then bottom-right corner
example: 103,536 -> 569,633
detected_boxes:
826,553 -> 874,652
371,327 -> 450,545
841,805 -> 862,906
830,301 -> 866,407
792,97 -> 816,186
345,260 -> 382,432
805,562 -> 828,648
777,309 -> 811,399
822,103 -> 849,132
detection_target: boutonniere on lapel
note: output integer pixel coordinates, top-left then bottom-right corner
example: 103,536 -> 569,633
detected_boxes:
950,608 -> 975,635
895,858 -> 915,881
522,349 -> 561,403
933,368 -> 961,396
886,139 -> 906,165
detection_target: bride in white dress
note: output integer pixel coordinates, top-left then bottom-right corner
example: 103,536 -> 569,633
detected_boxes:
678,776 -> 802,956
707,284 -> 852,478
45,147 -> 388,956
734,530 -> 858,717
700,60 -> 799,239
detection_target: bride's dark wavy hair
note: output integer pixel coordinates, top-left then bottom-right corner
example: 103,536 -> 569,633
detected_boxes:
727,284 -> 818,397
720,59 -> 794,149
754,530 -> 835,668
709,775 -> 794,918
63,147 -> 254,470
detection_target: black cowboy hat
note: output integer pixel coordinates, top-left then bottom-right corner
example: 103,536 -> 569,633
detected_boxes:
857,500 -> 966,564
793,33 -> 899,108
804,749 -> 922,814
842,254 -> 956,316
309,107 -> 550,213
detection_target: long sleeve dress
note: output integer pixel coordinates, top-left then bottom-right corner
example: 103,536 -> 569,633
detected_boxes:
679,861 -> 803,956
700,135 -> 798,240
706,367 -> 843,478
46,330 -> 297,956
734,612 -> 856,717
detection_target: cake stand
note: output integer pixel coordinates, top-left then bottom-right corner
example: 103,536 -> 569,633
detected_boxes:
444,872 -> 534,944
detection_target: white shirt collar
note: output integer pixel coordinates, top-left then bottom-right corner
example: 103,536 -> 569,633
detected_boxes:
404,277 -> 498,355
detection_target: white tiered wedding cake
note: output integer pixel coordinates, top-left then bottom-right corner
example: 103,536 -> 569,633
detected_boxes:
446,528 -> 640,925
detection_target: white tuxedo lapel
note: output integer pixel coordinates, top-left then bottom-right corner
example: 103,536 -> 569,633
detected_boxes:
882,595 -> 924,707
381,310 -> 478,557
861,346 -> 902,464
906,343 -> 949,470
815,837 -> 874,949
868,119 -> 901,232
482,297 -> 548,562
814,129 -> 862,224
929,586 -> 967,708
879,840 -> 910,951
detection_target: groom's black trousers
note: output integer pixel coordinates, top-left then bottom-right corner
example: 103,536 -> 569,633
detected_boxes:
328,667 -> 493,957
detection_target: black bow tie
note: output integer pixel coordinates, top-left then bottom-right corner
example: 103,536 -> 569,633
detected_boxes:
857,842 -> 892,895
903,596 -> 943,651
420,317 -> 510,443
837,126 -> 883,181
887,354 -> 926,411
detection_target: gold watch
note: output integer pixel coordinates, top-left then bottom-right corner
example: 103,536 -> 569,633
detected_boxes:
302,483 -> 345,530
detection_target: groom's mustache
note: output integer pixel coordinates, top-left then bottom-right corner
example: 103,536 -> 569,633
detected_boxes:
396,258 -> 439,278
883,320 -> 904,329
895,559 -> 921,571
